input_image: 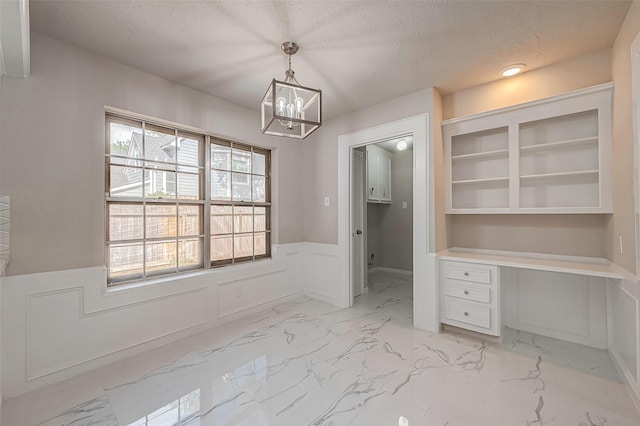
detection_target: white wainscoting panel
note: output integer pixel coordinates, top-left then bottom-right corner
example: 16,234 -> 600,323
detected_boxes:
607,277 -> 640,407
2,243 -> 304,397
27,287 -> 208,381
504,268 -> 607,348
217,250 -> 301,318
302,243 -> 342,307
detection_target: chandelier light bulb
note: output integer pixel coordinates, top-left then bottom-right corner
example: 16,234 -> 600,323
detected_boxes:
261,41 -> 322,139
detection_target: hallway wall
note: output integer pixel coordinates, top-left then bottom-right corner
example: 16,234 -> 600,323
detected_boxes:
367,149 -> 413,272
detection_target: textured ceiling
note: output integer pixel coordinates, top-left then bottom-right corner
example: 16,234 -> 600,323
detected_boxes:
30,1 -> 631,119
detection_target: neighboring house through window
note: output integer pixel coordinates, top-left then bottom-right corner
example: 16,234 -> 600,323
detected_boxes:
105,113 -> 271,284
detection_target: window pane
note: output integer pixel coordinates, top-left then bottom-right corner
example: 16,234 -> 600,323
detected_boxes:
145,126 -> 176,164
177,134 -> 201,167
179,238 -> 202,270
144,169 -> 177,199
178,205 -> 201,236
252,151 -> 266,176
109,243 -> 143,278
146,205 -> 177,239
252,175 -> 266,203
211,143 -> 231,170
109,120 -> 141,157
254,207 -> 267,232
211,170 -> 231,200
234,206 -> 253,233
145,240 -> 177,275
211,235 -> 233,262
232,173 -> 251,201
255,232 -> 268,256
234,234 -> 253,259
232,146 -> 251,173
177,173 -> 200,200
211,205 -> 232,235
109,204 -> 143,241
233,207 -> 253,234
110,166 -> 144,198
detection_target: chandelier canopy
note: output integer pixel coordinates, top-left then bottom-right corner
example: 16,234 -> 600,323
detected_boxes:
261,41 -> 322,139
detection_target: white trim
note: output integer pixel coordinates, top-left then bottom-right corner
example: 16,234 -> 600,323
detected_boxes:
0,0 -> 30,78
338,114 -> 438,332
441,82 -> 614,126
368,267 -> 413,276
607,278 -> 640,412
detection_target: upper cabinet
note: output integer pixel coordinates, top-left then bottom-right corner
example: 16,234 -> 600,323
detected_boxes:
443,83 -> 613,214
367,145 -> 392,203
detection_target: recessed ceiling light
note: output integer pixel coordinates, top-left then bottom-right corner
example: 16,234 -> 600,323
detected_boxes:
500,64 -> 526,77
397,139 -> 407,151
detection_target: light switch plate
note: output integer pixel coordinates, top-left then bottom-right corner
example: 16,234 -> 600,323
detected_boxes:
324,196 -> 330,207
402,201 -> 407,209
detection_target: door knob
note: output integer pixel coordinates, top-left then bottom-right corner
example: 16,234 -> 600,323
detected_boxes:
356,229 -> 363,235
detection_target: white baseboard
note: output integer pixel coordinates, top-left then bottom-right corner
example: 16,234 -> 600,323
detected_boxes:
609,343 -> 640,415
368,267 -> 413,276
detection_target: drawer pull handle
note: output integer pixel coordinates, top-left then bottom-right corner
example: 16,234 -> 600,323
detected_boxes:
464,312 -> 469,316
464,290 -> 469,295
464,272 -> 469,276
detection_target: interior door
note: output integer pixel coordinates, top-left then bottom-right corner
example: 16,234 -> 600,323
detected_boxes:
352,149 -> 365,298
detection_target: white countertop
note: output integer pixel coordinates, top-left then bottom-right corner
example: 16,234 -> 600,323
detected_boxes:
437,248 -> 632,280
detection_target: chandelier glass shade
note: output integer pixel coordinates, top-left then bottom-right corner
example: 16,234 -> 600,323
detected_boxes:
261,42 -> 322,139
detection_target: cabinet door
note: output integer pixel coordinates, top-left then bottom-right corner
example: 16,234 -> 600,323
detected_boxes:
366,146 -> 380,201
380,149 -> 392,202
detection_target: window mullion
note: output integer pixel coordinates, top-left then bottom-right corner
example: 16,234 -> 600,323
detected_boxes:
142,121 -> 147,280
204,135 -> 211,270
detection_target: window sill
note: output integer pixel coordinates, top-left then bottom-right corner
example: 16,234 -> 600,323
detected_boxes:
105,256 -> 276,294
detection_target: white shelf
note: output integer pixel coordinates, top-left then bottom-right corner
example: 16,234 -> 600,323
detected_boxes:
443,83 -> 612,214
451,149 -> 509,161
437,248 -> 628,280
520,136 -> 597,153
520,169 -> 599,181
451,177 -> 509,185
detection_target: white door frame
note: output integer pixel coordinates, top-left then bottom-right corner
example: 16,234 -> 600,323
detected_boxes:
351,149 -> 365,298
337,114 -> 439,332
628,31 -> 640,394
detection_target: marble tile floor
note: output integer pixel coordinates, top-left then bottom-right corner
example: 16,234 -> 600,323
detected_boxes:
4,270 -> 640,426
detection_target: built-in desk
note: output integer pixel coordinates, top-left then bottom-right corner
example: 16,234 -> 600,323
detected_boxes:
436,248 -> 631,348
438,248 -> 630,280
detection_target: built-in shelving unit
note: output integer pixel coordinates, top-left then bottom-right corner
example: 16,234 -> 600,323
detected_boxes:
442,83 -> 613,214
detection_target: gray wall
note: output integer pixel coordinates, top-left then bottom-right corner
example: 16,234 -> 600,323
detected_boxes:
303,89 -> 436,245
367,149 -> 413,272
0,33 -> 305,276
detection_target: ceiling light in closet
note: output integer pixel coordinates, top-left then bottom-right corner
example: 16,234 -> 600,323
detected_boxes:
500,63 -> 526,77
396,139 -> 408,151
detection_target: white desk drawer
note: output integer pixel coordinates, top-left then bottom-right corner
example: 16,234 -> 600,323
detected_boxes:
444,298 -> 491,329
444,264 -> 492,284
445,281 -> 491,304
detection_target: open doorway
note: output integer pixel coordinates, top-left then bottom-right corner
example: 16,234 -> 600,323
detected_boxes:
338,114 -> 435,332
351,137 -> 414,315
